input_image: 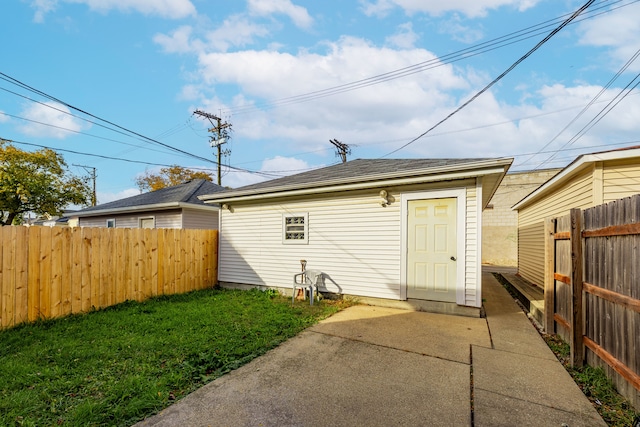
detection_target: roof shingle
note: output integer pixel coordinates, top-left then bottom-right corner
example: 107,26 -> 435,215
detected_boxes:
75,179 -> 224,215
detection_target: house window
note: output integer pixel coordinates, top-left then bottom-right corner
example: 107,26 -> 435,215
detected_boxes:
139,217 -> 155,229
106,219 -> 116,228
283,213 -> 308,244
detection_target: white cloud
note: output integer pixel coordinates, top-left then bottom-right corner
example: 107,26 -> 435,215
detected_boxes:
0,111 -> 9,123
196,36 -> 465,96
360,0 -> 540,18
31,0 -> 196,21
153,25 -> 200,54
188,36 -> 473,156
223,156 -> 313,188
17,102 -> 90,138
385,22 -> 419,49
577,2 -> 640,72
30,0 -> 57,23
247,0 -> 313,29
438,14 -> 484,44
154,16 -> 270,54
204,15 -> 270,52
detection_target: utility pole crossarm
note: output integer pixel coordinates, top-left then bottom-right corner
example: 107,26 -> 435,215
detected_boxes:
329,139 -> 351,163
193,110 -> 232,185
73,164 -> 97,206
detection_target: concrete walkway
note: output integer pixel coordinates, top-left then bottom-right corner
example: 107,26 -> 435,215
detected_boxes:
136,272 -> 605,427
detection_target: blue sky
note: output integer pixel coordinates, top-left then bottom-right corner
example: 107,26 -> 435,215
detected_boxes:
2,0 -> 640,204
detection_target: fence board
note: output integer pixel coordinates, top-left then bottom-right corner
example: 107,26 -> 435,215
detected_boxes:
27,227 -> 41,321
50,227 -> 63,318
60,228 -> 72,317
70,227 -> 82,314
549,194 -> 640,409
15,227 -> 28,325
2,227 -> 15,328
81,228 -> 92,312
0,227 -> 218,329
39,227 -> 52,319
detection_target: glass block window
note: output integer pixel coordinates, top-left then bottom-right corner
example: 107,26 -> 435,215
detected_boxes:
283,213 -> 308,244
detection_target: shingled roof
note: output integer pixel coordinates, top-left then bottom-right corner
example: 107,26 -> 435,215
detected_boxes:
74,179 -> 225,217
199,158 -> 513,204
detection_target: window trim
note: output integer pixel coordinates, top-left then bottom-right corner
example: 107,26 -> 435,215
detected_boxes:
139,216 -> 156,229
106,218 -> 116,228
282,213 -> 309,244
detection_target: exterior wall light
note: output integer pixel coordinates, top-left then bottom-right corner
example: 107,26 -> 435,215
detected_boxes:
379,190 -> 389,207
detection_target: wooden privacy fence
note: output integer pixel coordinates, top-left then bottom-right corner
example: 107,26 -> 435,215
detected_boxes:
545,194 -> 640,409
0,226 -> 218,330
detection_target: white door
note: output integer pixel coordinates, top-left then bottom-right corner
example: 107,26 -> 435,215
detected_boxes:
407,198 -> 457,302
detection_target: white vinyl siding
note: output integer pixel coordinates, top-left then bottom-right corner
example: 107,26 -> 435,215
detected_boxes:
517,169 -> 592,285
219,190 -> 402,300
219,180 -> 481,304
465,183 -> 480,307
518,169 -> 593,227
182,209 -> 219,229
602,159 -> 640,202
516,159 -> 640,285
517,222 -> 545,286
78,209 -> 183,229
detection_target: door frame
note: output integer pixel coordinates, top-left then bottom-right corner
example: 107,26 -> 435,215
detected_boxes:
400,188 -> 466,305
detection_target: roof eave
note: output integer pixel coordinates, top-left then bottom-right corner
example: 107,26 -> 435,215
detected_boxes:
201,158 -> 513,204
203,160 -> 512,204
71,202 -> 218,218
512,148 -> 640,210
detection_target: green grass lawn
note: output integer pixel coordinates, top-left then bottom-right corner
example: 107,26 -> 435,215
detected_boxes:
0,288 -> 346,426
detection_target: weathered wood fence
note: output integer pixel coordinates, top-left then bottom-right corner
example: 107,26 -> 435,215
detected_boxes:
0,226 -> 218,330
544,194 -> 640,409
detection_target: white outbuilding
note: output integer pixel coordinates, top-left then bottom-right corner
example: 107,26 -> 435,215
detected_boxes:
200,158 -> 512,317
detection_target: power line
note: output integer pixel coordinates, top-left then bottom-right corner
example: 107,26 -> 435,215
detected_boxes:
223,0 -> 634,116
0,72 -> 217,165
2,137 -> 282,179
380,0 -> 597,158
0,110 -> 188,157
535,74 -> 640,169
516,45 -> 640,169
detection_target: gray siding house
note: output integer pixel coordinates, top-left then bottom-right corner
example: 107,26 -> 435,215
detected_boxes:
71,179 -> 224,229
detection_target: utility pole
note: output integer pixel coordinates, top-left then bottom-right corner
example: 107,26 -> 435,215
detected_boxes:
329,139 -> 351,163
193,110 -> 232,185
73,164 -> 97,206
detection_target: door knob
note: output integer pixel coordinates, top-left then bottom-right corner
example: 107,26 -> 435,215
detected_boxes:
450,256 -> 456,261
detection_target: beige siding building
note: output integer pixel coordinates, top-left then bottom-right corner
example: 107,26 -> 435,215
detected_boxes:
482,169 -> 561,267
72,179 -> 223,229
513,147 -> 640,286
201,158 -> 512,317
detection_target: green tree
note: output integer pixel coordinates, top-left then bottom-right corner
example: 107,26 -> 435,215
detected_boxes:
0,141 -> 91,226
135,165 -> 213,192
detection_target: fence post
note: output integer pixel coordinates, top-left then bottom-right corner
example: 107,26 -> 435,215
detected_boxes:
570,208 -> 584,368
543,218 -> 556,333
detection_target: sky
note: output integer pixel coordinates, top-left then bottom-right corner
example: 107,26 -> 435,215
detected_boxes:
2,0 -> 640,205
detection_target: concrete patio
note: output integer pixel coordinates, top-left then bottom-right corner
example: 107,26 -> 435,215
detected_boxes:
137,271 -> 605,426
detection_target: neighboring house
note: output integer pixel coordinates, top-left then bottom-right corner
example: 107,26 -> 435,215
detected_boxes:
27,210 -> 77,227
512,146 -> 640,286
482,168 -> 561,267
200,158 -> 512,317
71,179 -> 224,229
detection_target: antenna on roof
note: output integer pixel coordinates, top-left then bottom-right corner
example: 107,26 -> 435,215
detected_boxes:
329,139 -> 351,163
